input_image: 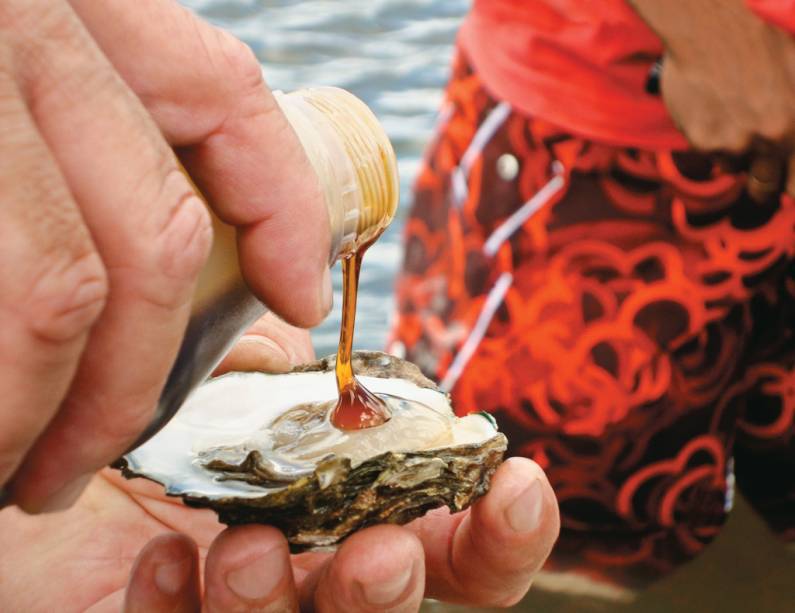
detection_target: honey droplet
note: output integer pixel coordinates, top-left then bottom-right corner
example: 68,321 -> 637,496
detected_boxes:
331,248 -> 391,430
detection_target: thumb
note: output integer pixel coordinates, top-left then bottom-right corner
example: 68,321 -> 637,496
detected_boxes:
213,311 -> 315,375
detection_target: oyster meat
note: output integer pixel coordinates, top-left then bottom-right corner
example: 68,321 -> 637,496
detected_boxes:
119,351 -> 507,551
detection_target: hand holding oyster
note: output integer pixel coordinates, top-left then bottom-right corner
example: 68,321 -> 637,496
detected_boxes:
120,351 -> 507,551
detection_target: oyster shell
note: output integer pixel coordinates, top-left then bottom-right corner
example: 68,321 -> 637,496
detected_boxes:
119,351 -> 507,551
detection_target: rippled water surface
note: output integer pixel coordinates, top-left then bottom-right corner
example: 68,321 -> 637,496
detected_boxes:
182,0 -> 468,355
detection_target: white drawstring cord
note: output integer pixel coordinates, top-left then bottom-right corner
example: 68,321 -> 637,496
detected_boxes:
439,271 -> 513,392
483,161 -> 566,256
451,102 -> 512,208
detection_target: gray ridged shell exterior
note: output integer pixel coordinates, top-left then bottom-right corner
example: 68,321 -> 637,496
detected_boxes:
118,351 -> 507,552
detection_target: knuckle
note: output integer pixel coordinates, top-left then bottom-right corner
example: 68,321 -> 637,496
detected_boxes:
4,3 -> 129,129
152,169 -> 213,284
723,131 -> 751,155
3,1 -> 77,76
108,165 -> 212,313
22,250 -> 108,344
758,113 -> 790,143
26,56 -> 124,132
214,30 -> 263,93
689,126 -> 725,153
680,124 -> 709,151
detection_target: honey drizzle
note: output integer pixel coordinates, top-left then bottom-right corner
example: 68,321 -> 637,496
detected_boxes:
330,243 -> 391,430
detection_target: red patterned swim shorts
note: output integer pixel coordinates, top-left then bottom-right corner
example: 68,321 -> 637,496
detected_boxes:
389,51 -> 795,587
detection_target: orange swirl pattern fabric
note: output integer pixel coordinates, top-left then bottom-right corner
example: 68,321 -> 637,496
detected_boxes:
390,51 -> 795,587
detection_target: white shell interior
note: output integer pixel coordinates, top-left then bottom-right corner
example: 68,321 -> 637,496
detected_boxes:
124,370 -> 498,500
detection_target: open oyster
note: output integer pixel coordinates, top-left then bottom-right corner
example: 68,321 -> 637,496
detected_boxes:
119,352 -> 507,551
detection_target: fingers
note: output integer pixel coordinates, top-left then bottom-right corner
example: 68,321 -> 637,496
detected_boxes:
306,525 -> 425,613
124,533 -> 200,613
70,0 -> 333,327
409,457 -> 560,607
0,69 -> 106,488
204,525 -> 425,613
214,312 -> 315,375
203,525 -> 299,612
5,0 -> 211,511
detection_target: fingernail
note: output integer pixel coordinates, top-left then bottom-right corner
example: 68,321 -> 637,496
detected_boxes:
359,561 -> 414,606
155,558 -> 191,595
319,266 -> 333,315
38,474 -> 92,513
226,546 -> 286,601
239,336 -> 291,372
505,478 -> 544,533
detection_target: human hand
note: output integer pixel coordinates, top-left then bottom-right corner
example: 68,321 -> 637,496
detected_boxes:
629,0 -> 795,201
0,458 -> 557,612
1,0 -> 330,513
0,325 -> 559,612
125,457 -> 557,612
126,323 -> 559,611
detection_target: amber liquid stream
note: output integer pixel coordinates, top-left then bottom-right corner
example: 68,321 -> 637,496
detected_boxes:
330,244 -> 392,430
